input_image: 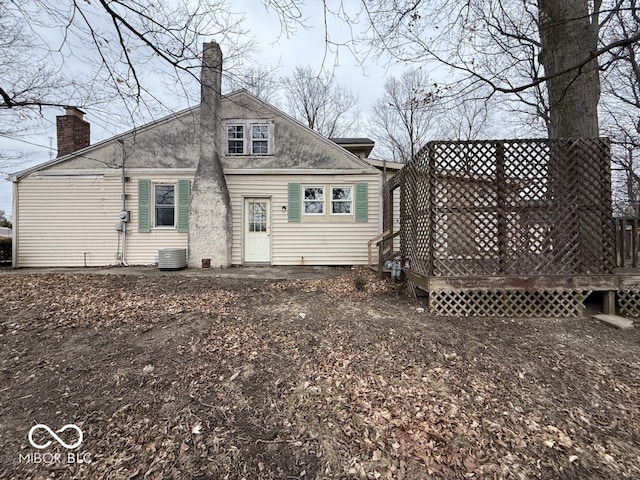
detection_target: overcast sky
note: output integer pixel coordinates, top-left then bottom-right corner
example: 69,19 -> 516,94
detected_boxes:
0,1 -> 410,217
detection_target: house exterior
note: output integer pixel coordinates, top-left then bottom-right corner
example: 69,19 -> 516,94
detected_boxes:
10,43 -> 386,268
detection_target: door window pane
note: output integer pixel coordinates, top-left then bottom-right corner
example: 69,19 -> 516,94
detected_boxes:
249,202 -> 267,232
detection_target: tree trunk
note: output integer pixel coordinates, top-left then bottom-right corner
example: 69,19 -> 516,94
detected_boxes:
538,0 -> 601,138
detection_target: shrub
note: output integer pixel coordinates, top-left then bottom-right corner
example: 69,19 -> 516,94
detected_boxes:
353,275 -> 367,291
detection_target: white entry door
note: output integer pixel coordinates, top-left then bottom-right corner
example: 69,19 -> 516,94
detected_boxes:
244,198 -> 271,263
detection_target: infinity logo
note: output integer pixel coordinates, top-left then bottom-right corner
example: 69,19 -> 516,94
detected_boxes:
28,424 -> 83,450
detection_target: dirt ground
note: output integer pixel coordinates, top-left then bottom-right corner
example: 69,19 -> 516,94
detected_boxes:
1,268 -> 639,479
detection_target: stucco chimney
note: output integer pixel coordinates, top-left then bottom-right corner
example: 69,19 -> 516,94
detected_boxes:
187,42 -> 233,268
56,107 -> 90,157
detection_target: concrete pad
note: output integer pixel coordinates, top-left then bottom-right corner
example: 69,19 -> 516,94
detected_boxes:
0,265 -> 350,281
593,314 -> 635,330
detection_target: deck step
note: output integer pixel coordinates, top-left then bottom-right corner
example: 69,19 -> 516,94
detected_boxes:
592,314 -> 634,330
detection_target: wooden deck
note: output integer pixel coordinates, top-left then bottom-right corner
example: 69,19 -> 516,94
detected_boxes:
405,270 -> 640,292
405,269 -> 640,318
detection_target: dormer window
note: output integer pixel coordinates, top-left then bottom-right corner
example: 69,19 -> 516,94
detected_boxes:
226,121 -> 272,155
251,125 -> 269,154
227,125 -> 245,154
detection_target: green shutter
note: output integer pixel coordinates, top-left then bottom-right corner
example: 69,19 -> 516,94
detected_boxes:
355,182 -> 368,222
177,179 -> 191,233
288,183 -> 301,222
138,179 -> 151,232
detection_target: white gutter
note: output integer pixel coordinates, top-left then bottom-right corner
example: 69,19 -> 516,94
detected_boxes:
223,168 -> 377,175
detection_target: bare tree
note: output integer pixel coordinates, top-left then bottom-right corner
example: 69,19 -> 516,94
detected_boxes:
0,0 -> 65,163
1,0 -> 254,120
366,0 -> 601,136
371,69 -> 441,163
0,0 -> 281,171
602,104 -> 640,216
435,94 -> 497,141
537,0 -> 600,137
0,209 -> 10,227
305,0 -> 640,138
224,65 -> 282,104
0,3 -> 64,110
600,1 -> 640,112
4,0 -> 638,154
611,145 -> 640,216
282,65 -> 360,138
599,3 -> 640,214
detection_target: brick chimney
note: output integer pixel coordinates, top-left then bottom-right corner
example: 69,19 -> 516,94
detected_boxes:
56,107 -> 90,157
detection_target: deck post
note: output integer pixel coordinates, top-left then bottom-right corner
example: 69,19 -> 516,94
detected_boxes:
632,218 -> 638,268
603,291 -> 616,315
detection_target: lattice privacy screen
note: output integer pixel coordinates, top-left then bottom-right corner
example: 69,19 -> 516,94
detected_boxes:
618,290 -> 640,318
400,139 -> 616,277
429,289 -> 590,318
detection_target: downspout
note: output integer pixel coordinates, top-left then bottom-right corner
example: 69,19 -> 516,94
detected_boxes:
11,180 -> 18,268
382,158 -> 387,234
118,139 -> 128,266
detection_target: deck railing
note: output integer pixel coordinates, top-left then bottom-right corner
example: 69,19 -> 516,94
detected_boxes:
368,230 -> 401,278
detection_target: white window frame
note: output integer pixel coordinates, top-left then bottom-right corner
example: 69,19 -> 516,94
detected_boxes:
330,185 -> 353,215
227,124 -> 245,155
303,186 -> 325,215
251,124 -> 270,155
154,183 -> 176,228
225,121 -> 272,155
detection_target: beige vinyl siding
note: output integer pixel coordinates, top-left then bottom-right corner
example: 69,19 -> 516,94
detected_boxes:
16,174 -> 122,267
16,169 -> 380,267
16,171 -> 193,267
226,173 -> 380,265
120,173 -> 193,265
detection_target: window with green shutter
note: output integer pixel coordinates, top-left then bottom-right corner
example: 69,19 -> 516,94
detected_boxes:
289,181 -> 368,222
177,180 -> 191,233
288,183 -> 301,222
138,179 -> 151,232
355,182 -> 368,222
139,179 -> 190,232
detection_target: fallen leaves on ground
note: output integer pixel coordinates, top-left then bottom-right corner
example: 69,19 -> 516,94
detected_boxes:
1,270 -> 639,479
